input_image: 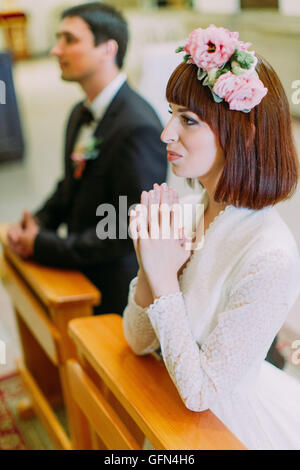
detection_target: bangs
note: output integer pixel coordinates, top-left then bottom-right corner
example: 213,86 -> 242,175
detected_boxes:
165,62 -> 220,124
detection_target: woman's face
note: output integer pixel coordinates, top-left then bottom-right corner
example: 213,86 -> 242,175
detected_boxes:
161,103 -> 225,187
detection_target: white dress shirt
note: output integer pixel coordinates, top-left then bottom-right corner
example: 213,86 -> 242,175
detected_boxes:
73,72 -> 127,156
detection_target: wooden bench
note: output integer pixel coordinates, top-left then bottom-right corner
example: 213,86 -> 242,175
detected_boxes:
67,314 -> 247,450
0,224 -> 101,449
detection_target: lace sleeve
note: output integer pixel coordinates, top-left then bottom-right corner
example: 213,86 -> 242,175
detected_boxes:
146,249 -> 299,412
123,277 -> 160,355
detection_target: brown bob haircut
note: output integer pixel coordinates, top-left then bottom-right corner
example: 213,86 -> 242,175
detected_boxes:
166,55 -> 299,210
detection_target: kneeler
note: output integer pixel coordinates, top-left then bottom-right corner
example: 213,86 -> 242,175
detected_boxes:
67,314 -> 247,450
0,224 -> 100,449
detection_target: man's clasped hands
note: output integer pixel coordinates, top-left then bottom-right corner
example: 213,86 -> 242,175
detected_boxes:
7,210 -> 40,259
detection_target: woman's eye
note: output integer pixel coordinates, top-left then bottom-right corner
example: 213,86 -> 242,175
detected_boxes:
181,115 -> 197,126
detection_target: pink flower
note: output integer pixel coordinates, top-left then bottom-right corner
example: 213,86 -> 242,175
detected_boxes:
71,152 -> 84,163
184,24 -> 239,71
237,40 -> 252,51
213,71 -> 268,111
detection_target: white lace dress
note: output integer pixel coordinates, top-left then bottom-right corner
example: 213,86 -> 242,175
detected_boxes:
123,193 -> 300,450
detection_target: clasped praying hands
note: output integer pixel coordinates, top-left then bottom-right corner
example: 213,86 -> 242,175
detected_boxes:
130,183 -> 192,300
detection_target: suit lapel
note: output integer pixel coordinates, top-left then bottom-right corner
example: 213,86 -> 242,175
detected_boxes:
67,83 -> 132,179
93,82 -> 130,140
66,103 -> 85,159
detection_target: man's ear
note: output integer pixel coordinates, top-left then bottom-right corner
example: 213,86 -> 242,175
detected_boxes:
97,39 -> 118,62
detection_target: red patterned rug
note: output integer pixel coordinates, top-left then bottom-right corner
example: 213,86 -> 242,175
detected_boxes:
0,372 -> 28,450
0,372 -> 64,450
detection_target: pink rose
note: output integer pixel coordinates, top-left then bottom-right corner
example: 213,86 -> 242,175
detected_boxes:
184,24 -> 239,71
237,40 -> 252,51
213,71 -> 268,111
71,152 -> 84,163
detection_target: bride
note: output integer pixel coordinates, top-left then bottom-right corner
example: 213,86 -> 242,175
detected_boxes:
122,25 -> 300,450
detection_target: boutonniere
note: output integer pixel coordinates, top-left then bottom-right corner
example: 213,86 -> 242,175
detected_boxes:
71,136 -> 102,179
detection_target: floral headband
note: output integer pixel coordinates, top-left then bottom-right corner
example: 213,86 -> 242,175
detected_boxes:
176,24 -> 268,112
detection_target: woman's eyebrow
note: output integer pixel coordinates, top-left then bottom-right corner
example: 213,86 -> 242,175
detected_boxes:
177,107 -> 191,113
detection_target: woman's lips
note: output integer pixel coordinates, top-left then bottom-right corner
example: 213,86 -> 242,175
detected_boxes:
167,151 -> 182,162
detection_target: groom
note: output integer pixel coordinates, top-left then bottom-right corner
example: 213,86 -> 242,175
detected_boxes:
7,2 -> 167,315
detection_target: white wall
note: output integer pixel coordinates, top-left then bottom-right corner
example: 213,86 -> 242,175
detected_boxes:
279,0 -> 300,15
193,0 -> 239,13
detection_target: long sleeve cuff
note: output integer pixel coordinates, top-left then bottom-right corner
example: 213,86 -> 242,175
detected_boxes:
123,277 -> 160,355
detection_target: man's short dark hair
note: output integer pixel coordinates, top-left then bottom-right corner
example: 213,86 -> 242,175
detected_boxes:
61,2 -> 129,69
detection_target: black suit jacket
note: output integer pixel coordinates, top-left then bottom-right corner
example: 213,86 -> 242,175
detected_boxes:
33,82 -> 167,314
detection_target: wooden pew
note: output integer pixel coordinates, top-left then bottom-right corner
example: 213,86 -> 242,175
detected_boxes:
0,224 -> 101,450
67,314 -> 247,450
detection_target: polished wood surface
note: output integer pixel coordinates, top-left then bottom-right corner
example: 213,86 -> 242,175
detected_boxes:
67,359 -> 141,450
68,314 -> 246,450
1,256 -> 60,365
0,224 -> 100,308
0,223 -> 101,449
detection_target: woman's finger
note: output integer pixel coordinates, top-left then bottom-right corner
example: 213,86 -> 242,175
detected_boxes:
129,209 -> 138,244
148,189 -> 160,239
140,191 -> 149,233
159,186 -> 172,238
171,200 -> 183,240
140,190 -> 148,206
136,203 -> 148,240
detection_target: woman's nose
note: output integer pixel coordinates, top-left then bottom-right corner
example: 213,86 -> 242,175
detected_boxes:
160,121 -> 178,144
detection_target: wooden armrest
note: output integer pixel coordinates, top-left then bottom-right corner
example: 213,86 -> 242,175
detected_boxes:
0,223 -> 100,308
68,314 -> 246,450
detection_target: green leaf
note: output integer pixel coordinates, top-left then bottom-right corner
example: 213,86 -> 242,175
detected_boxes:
215,67 -> 229,80
233,49 -> 254,70
84,150 -> 99,160
82,136 -> 102,160
175,46 -> 184,53
211,91 -> 223,103
197,68 -> 207,81
232,65 -> 244,75
202,76 -> 209,86
183,54 -> 191,63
